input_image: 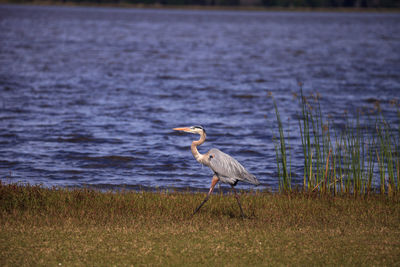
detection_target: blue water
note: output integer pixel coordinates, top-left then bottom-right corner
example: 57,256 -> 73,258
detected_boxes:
0,4 -> 399,191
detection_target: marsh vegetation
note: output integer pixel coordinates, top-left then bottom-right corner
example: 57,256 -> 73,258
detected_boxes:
272,88 -> 399,196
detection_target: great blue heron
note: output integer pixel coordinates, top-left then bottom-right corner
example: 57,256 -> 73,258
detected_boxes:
173,125 -> 260,217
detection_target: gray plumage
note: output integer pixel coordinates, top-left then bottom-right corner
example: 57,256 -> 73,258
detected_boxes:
207,148 -> 260,186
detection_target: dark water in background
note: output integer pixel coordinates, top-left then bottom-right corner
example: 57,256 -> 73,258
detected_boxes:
0,5 -> 399,191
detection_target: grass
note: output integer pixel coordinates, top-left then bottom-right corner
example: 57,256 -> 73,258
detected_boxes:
1,182 -> 400,266
272,88 -> 400,196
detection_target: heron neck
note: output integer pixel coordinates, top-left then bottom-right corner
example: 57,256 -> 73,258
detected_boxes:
191,132 -> 206,163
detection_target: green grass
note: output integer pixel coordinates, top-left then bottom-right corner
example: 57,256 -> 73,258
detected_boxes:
1,182 -> 399,266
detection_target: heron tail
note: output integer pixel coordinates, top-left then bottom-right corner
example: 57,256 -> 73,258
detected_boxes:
245,173 -> 260,186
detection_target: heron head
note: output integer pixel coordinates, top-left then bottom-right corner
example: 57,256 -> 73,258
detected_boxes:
173,125 -> 205,135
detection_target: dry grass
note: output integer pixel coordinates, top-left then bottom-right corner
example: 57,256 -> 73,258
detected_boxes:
1,182 -> 399,266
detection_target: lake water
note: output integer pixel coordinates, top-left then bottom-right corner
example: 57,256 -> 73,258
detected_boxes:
0,4 -> 399,191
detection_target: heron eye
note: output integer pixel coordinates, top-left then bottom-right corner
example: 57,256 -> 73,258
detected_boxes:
209,155 -> 214,159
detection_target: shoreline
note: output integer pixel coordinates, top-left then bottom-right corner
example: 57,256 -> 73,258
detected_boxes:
1,1 -> 400,13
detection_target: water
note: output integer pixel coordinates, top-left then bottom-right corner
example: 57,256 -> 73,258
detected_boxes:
0,4 -> 399,191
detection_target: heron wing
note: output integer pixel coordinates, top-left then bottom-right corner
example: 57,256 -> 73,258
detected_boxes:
208,148 -> 259,185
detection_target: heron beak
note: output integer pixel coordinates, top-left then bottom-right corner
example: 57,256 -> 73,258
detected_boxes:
173,127 -> 191,132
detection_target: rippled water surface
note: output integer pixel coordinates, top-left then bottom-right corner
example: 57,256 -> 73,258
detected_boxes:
0,4 -> 399,190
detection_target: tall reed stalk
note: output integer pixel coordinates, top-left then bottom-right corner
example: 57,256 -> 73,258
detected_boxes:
273,98 -> 291,192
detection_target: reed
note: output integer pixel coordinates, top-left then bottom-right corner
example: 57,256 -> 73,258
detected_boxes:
272,97 -> 291,192
273,89 -> 399,195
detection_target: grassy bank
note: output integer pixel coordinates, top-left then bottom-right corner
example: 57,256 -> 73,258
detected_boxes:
1,182 -> 399,266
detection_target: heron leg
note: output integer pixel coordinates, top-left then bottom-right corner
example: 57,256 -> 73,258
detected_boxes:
231,185 -> 245,218
192,176 -> 219,216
